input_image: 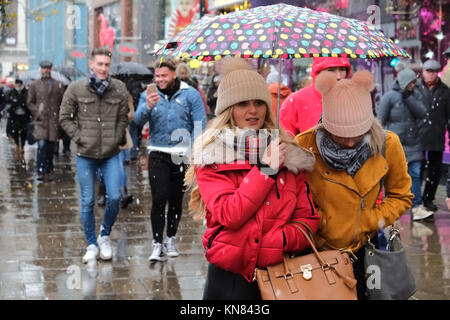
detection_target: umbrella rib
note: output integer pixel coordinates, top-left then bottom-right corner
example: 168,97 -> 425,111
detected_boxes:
272,15 -> 282,58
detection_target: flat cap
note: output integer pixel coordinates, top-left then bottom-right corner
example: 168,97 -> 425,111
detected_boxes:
423,59 -> 441,71
39,60 -> 53,68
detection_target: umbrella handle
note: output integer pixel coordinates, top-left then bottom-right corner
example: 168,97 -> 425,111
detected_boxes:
276,56 -> 282,130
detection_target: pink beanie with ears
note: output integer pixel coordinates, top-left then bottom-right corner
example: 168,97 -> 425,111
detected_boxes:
315,70 -> 374,138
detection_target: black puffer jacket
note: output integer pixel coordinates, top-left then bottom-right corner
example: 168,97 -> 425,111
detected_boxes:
377,81 -> 426,163
415,78 -> 450,151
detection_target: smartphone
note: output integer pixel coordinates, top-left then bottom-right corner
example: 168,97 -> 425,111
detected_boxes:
147,83 -> 157,93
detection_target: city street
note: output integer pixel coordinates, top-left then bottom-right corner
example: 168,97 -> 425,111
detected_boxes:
0,119 -> 208,299
0,118 -> 449,300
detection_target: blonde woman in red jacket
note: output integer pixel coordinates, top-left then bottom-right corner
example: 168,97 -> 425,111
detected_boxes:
185,58 -> 320,300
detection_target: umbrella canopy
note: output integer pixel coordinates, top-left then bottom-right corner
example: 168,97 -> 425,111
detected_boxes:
20,70 -> 70,86
53,66 -> 85,79
157,3 -> 409,60
110,62 -> 152,76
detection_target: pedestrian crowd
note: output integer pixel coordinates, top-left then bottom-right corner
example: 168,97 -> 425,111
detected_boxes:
1,46 -> 450,300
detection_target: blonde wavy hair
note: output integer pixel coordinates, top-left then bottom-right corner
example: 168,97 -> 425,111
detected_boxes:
185,103 -> 297,220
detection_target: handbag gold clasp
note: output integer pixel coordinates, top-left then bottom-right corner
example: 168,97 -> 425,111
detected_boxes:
300,264 -> 313,280
284,272 -> 294,280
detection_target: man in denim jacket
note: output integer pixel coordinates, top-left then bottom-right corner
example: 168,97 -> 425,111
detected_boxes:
134,59 -> 206,261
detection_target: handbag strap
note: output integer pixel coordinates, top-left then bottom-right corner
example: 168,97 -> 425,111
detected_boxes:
290,223 -> 328,268
290,220 -> 313,237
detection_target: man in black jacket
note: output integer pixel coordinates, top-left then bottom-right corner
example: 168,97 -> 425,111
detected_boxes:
416,59 -> 450,212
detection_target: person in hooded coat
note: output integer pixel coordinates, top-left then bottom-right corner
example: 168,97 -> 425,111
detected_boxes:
377,68 -> 433,221
280,57 -> 351,136
185,58 -> 320,300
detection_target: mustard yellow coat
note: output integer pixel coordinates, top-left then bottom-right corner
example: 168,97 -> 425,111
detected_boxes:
295,129 -> 413,252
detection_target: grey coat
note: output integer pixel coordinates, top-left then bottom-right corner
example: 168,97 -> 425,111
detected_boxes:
377,81 -> 426,163
59,78 -> 129,159
27,78 -> 66,141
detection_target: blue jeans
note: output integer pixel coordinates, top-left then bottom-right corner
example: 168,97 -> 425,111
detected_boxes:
129,122 -> 141,160
76,154 -> 121,246
37,140 -> 56,174
408,161 -> 422,208
98,150 -> 127,188
118,150 -> 128,188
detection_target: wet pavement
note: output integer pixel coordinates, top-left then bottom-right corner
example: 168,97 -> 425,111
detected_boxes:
0,118 -> 450,300
0,119 -> 207,300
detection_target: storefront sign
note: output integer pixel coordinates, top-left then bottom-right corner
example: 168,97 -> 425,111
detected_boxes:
119,42 -> 138,56
71,51 -> 86,59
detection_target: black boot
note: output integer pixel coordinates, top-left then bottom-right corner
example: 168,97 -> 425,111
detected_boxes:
120,186 -> 133,209
97,184 -> 106,207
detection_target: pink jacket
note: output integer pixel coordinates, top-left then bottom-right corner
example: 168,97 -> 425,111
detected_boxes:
193,129 -> 320,281
280,57 -> 351,136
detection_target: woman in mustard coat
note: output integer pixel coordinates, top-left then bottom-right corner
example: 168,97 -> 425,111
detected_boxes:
295,70 -> 413,299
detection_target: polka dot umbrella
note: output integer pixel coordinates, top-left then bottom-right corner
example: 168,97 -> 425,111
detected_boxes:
157,3 -> 409,60
156,3 -> 409,126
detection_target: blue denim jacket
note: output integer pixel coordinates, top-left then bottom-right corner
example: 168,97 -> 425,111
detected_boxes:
134,81 -> 207,150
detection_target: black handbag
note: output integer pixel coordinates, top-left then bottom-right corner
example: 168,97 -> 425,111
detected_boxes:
26,121 -> 36,145
364,227 -> 416,300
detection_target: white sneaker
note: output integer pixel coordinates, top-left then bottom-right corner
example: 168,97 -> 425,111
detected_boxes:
165,236 -> 179,257
412,205 -> 434,221
148,242 -> 164,262
97,235 -> 113,260
82,244 -> 99,263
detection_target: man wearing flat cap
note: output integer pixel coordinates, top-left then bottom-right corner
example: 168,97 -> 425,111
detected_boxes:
416,59 -> 450,214
27,60 -> 66,181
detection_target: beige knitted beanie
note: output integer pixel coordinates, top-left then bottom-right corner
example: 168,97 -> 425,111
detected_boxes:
316,70 -> 374,138
215,58 -> 272,116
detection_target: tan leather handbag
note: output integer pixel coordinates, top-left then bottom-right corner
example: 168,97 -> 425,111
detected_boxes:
255,222 -> 357,300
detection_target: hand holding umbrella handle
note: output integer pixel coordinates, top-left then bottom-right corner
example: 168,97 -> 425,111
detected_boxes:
261,137 -> 287,174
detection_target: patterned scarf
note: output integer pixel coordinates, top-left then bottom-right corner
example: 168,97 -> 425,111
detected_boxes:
316,129 -> 372,177
233,130 -> 270,165
89,69 -> 110,97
